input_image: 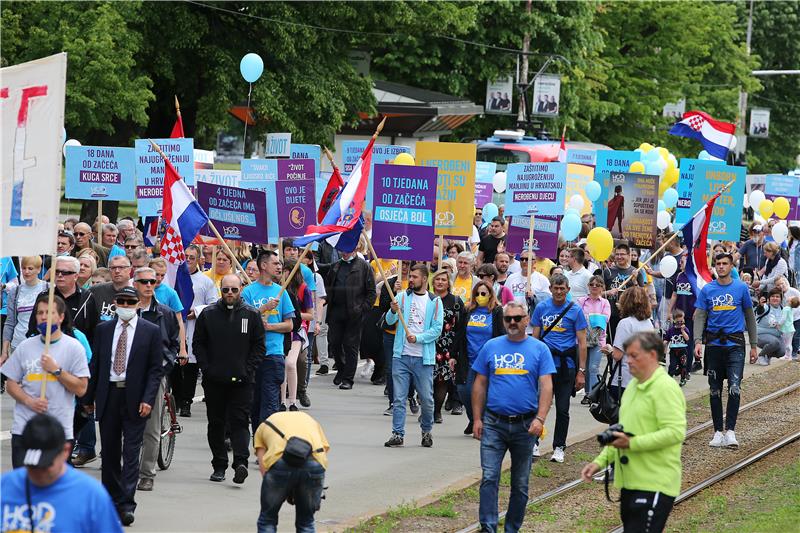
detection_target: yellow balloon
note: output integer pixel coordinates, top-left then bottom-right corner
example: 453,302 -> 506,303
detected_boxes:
657,147 -> 669,160
639,143 -> 654,153
666,159 -> 677,171
664,167 -> 679,186
774,196 -> 790,219
629,161 -> 646,174
587,227 -> 614,261
759,199 -> 774,219
658,180 -> 670,197
393,153 -> 415,166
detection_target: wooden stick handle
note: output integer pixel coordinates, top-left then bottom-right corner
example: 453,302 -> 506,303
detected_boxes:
206,221 -> 251,285
40,246 -> 59,398
276,244 -> 312,300
364,233 -> 408,333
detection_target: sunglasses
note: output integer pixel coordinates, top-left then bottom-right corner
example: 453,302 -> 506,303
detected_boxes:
115,299 -> 138,306
221,287 -> 240,294
503,315 -> 525,323
73,232 -> 88,237
588,283 -> 603,288
55,269 -> 77,276
124,245 -> 139,250
135,278 -> 157,285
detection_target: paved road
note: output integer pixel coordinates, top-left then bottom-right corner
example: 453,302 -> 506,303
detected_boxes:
1,358 -> 790,532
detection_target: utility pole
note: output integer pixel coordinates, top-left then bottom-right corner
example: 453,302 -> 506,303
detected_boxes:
735,0 -> 755,163
516,0 -> 532,130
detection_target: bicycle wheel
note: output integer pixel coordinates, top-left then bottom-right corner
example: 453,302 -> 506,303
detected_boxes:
157,393 -> 176,470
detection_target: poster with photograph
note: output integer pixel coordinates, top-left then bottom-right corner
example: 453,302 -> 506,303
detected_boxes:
531,74 -> 561,117
485,76 -> 514,114
606,171 -> 658,248
663,99 -> 686,119
749,108 -> 770,138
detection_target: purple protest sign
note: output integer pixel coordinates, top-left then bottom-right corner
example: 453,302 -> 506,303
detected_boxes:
765,194 -> 799,220
278,158 -> 315,180
197,182 -> 268,244
372,163 -> 438,261
506,216 -> 560,259
275,179 -> 316,237
474,181 -> 494,209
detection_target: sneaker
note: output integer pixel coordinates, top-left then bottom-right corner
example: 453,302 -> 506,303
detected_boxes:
233,464 -> 248,484
71,451 -> 97,467
338,381 -> 353,390
725,430 -> 739,449
580,396 -> 591,405
532,444 -> 541,458
383,406 -> 393,416
137,478 -> 154,491
210,470 -> 225,482
179,405 -> 191,418
315,365 -> 329,376
444,398 -> 453,411
780,355 -> 791,361
550,446 -> 565,463
792,355 -> 800,362
451,404 -> 463,415
709,431 -> 726,447
384,433 -> 404,447
289,404 -> 299,412
679,378 -> 687,387
298,391 -> 311,408
756,355 -> 770,366
408,396 -> 420,415
421,432 -> 433,448
279,403 -> 287,412
371,376 -> 386,385
225,438 -> 232,452
463,422 -> 473,435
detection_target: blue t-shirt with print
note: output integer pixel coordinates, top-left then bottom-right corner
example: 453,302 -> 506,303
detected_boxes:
1,466 -> 123,533
242,281 -> 295,356
472,336 -> 556,415
695,279 -> 752,346
531,298 -> 587,365
154,284 -> 184,313
300,263 -> 316,292
466,307 -> 493,364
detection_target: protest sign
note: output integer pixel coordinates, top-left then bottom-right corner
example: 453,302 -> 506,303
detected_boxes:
685,162 -> 745,241
475,161 -> 496,209
416,141 -> 477,236
342,140 -> 368,175
675,158 -> 725,226
505,216 -> 560,258
135,138 -> 195,216
290,144 -> 321,179
197,182 -> 267,243
765,174 -> 799,220
65,146 -> 136,201
606,172 -> 658,248
275,179 -> 316,238
1,53 -> 66,257
265,132 -> 291,157
593,150 -> 639,227
194,149 -> 214,170
241,158 -> 278,181
278,158 -> 315,181
371,164 -> 437,261
566,149 -> 597,167
565,162 -> 595,215
342,141 -> 412,210
195,169 -> 242,187
504,162 -> 567,217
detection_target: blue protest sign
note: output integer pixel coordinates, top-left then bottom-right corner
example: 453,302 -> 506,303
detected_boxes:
593,150 -> 639,228
689,162 -> 745,240
675,158 -> 725,226
265,133 -> 291,157
290,144 -> 321,179
195,169 -> 242,187
566,149 -> 597,167
135,138 -> 195,216
65,146 -> 136,200
241,158 -> 278,181
342,140 -> 368,175
504,162 -> 567,217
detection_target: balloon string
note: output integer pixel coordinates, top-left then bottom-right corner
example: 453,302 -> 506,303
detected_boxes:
243,82 -> 252,158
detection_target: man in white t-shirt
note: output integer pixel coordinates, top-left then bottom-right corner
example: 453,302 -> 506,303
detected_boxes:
565,248 -> 593,298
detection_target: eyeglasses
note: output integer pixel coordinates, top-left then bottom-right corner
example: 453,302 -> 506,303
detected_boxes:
503,315 -> 525,323
115,299 -> 138,306
221,287 -> 240,294
124,245 -> 139,250
588,283 -> 603,288
73,232 -> 88,237
109,266 -> 128,271
135,279 -> 157,285
55,269 -> 77,276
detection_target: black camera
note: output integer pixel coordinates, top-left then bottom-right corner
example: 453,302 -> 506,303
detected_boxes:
596,423 -> 631,446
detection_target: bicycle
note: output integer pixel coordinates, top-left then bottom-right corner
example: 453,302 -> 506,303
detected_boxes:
158,379 -> 183,470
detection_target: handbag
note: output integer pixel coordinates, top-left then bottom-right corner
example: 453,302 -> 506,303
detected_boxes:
264,420 -> 324,468
587,355 -> 623,424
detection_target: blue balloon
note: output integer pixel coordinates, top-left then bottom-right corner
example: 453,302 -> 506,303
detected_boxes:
658,200 -> 666,212
240,53 -> 264,83
663,187 -> 679,208
561,214 -> 582,241
482,203 -> 498,225
698,150 -> 711,160
565,208 -> 580,218
644,149 -> 662,162
644,160 -> 662,176
585,180 -> 602,202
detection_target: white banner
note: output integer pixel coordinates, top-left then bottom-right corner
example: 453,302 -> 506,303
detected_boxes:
1,53 -> 67,256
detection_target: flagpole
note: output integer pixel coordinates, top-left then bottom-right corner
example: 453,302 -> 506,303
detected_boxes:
275,244 -> 312,299
526,214 -> 535,293
243,83 -> 252,157
323,146 -> 337,172
174,95 -> 181,123
40,243 -> 59,399
364,233 -> 409,333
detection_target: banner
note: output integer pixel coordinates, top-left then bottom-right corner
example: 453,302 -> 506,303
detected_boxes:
593,150 -> 640,228
195,169 -> 241,187
65,146 -> 136,201
485,76 -> 514,115
506,216 -> 560,258
532,74 -> 561,116
764,174 -> 798,220
194,149 -> 215,170
565,163 -> 595,216
371,164 -> 437,261
241,158 -> 278,181
663,99 -> 686,119
197,182 -> 267,243
135,138 -> 195,216
606,171 -> 658,247
416,142 -> 476,236
342,141 -> 412,210
675,158 -> 725,226
749,108 -> 770,139
687,162 -> 746,241
275,179 -> 316,238
1,53 -> 67,257
265,132 -> 291,157
290,144 -> 321,179
566,149 -> 597,167
278,158 -> 315,181
504,162 -> 567,217
475,161 -> 496,209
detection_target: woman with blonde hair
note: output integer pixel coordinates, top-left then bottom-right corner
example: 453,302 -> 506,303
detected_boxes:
77,254 -> 97,289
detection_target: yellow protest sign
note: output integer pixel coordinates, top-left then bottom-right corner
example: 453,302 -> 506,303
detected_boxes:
416,142 -> 477,237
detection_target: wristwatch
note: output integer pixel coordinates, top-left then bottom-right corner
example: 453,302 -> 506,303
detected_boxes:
52,368 -> 63,377
535,416 -> 546,424
578,368 -> 586,373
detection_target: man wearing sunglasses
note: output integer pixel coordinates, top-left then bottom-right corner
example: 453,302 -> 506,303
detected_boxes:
71,222 -> 109,267
471,301 -> 554,533
194,274 -> 265,484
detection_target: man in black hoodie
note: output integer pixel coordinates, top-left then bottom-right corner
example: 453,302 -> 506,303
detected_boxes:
194,274 -> 266,484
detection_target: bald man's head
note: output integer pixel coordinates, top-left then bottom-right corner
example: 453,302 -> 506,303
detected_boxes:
220,274 -> 242,307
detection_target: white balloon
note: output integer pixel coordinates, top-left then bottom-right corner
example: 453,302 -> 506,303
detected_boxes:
657,210 -> 671,230
772,221 -> 789,244
492,171 -> 507,193
568,194 -> 585,211
63,138 -> 81,158
749,190 -> 765,211
743,193 -> 750,209
659,255 -> 678,278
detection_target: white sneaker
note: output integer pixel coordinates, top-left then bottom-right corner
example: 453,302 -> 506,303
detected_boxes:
725,430 -> 739,449
550,446 -> 565,463
756,355 -> 770,366
780,355 -> 791,361
709,431 -> 726,447
532,444 -> 541,458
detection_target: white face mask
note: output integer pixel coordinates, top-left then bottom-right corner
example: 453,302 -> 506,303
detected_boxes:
116,307 -> 137,321
342,255 -> 355,263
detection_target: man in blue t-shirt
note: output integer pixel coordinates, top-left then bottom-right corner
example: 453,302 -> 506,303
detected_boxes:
242,251 -> 295,431
1,414 -> 123,532
530,273 -> 588,464
693,252 -> 757,450
472,300 -> 554,533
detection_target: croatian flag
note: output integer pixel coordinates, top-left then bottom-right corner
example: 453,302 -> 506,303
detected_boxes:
681,191 -> 721,293
142,216 -> 160,247
556,131 -> 566,163
294,133 -> 376,252
159,152 -> 209,316
669,110 -> 736,160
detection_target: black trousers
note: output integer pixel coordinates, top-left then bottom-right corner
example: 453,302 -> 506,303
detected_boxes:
203,380 -> 253,471
99,386 -> 148,513
171,362 -> 200,407
328,312 -> 363,385
552,365 -> 576,449
620,489 -> 675,533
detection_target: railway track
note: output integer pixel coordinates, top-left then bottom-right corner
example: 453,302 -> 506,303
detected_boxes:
454,381 -> 800,533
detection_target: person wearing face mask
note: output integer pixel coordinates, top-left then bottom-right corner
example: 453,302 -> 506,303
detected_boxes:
194,274 -> 265,484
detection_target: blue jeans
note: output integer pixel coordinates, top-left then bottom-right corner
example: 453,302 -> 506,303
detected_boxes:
251,356 -> 286,433
257,458 -> 325,533
457,368 -> 477,423
75,412 -> 97,454
706,345 -> 745,432
384,332 -> 415,405
479,410 -> 535,533
391,355 -> 434,436
585,345 -> 602,394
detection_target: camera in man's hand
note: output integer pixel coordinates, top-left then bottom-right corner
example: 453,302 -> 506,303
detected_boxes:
596,423 -> 633,446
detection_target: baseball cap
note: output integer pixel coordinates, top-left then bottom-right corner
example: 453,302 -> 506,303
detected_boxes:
752,224 -> 763,232
114,287 -> 139,301
20,414 -> 66,468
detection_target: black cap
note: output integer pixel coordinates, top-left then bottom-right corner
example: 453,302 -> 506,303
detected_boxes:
114,287 -> 139,300
20,414 -> 66,468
